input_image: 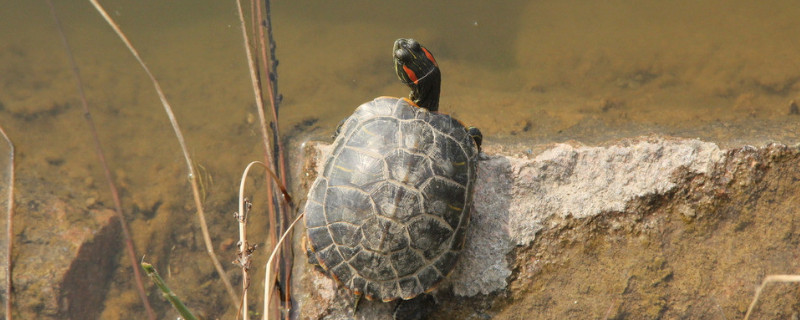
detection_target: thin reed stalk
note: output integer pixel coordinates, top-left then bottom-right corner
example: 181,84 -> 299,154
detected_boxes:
254,0 -> 289,187
235,160 -> 294,320
233,2 -> 273,318
233,161 -> 266,320
1,124 -> 14,320
46,1 -> 155,318
253,1 -> 294,314
247,0 -> 295,315
233,0 -> 277,186
743,274 -> 800,320
88,0 -> 239,305
265,212 -> 303,320
234,0 -> 293,317
244,3 -> 282,318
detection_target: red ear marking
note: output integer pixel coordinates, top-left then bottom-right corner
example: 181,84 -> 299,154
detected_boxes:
403,65 -> 419,84
422,47 -> 438,66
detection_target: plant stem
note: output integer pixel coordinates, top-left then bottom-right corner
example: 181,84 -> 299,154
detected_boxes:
252,0 -> 294,316
141,262 -> 198,320
744,274 -> 800,320
265,212 -> 303,320
0,124 -> 14,320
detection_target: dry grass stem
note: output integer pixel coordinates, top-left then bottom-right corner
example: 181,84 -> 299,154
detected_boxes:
233,2 -> 275,317
265,212 -> 304,320
234,161 -> 268,320
234,0 -> 293,316
1,124 -> 14,320
245,6 -> 282,297
88,0 -> 239,305
252,0 -> 289,192
251,0 -> 294,314
234,160 -> 294,320
47,1 -> 156,318
235,0 -> 273,166
743,274 -> 800,320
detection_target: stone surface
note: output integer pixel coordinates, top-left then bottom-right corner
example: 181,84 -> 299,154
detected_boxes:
292,136 -> 800,319
452,136 -> 724,296
494,141 -> 800,319
3,189 -> 122,319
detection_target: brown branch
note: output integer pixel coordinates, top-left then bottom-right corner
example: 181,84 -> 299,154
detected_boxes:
235,0 -> 293,317
233,2 -> 277,317
46,1 -> 155,318
233,160 -> 294,320
253,1 -> 294,316
0,124 -> 15,320
264,213 -> 302,320
258,0 -> 288,198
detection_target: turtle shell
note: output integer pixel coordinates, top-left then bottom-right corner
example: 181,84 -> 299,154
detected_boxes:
303,96 -> 479,301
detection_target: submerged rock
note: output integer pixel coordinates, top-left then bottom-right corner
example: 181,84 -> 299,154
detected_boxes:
292,136 -> 800,319
1,191 -> 122,319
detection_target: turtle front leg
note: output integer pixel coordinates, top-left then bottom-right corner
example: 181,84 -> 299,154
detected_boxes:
467,126 -> 482,152
332,118 -> 347,140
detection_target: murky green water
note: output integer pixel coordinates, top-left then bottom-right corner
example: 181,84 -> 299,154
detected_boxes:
1,0 -> 799,317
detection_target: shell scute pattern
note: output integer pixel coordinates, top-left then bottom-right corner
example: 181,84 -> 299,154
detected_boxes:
400,120 -> 435,153
322,187 -> 372,225
344,118 -> 399,157
304,97 -> 478,301
327,147 -> 383,188
422,178 -> 466,229
371,182 -> 423,222
385,150 -> 431,187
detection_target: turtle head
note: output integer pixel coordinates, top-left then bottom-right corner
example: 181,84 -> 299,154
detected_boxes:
394,38 -> 441,112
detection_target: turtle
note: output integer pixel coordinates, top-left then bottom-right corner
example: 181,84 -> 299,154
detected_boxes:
303,38 -> 482,307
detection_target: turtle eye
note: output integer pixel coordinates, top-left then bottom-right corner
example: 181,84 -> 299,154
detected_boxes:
395,49 -> 411,62
409,39 -> 421,51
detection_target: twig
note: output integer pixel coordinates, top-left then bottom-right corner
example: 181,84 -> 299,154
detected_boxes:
247,1 -> 279,291
743,274 -> 800,320
0,124 -> 14,320
234,0 -> 277,186
265,212 -> 303,320
233,2 -> 273,316
233,161 -> 262,320
234,160 -> 294,320
46,1 -> 155,318
235,0 -> 293,317
253,0 -> 294,315
141,262 -> 198,320
88,0 -> 239,305
256,0 -> 287,181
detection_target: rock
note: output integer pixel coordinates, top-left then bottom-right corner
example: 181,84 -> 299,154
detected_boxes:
292,136 -> 800,319
453,136 -> 724,296
0,192 -> 122,319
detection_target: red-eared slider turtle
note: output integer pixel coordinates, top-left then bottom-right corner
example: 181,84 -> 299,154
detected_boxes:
303,38 -> 482,305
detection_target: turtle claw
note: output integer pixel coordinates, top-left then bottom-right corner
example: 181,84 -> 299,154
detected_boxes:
353,293 -> 363,314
